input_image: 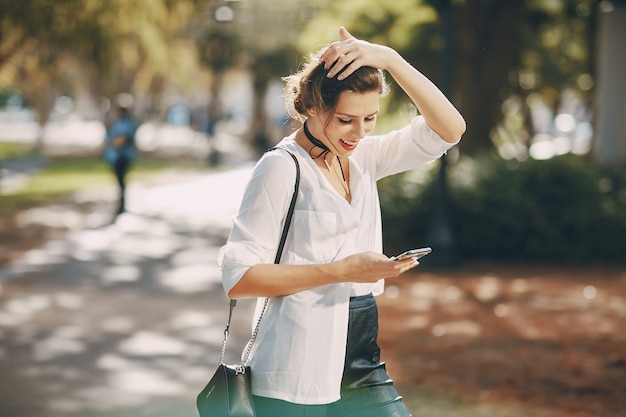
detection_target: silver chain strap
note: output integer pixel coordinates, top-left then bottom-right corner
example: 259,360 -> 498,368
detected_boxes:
217,297 -> 269,375
219,327 -> 229,365
241,297 -> 269,366
219,299 -> 236,365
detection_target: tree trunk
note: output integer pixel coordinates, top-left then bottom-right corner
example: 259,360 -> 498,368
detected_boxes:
31,82 -> 57,153
454,0 -> 524,155
249,66 -> 271,155
592,2 -> 626,165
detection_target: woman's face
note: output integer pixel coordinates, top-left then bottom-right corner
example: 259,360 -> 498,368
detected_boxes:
310,90 -> 380,157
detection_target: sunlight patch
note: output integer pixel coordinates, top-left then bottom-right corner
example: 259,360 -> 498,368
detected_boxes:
54,292 -> 84,309
17,206 -> 85,229
97,353 -> 133,371
16,246 -> 66,267
70,229 -> 112,252
115,213 -> 173,237
432,320 -> 481,337
115,235 -> 181,259
108,368 -> 187,395
33,333 -> 87,361
181,327 -> 224,345
494,304 -> 509,317
169,310 -> 214,329
118,331 -> 188,356
384,285 -> 400,299
101,265 -> 141,284
411,281 -> 443,299
159,264 -> 220,293
473,275 -> 501,302
5,294 -> 52,315
405,315 -> 429,329
100,316 -> 135,334
171,247 -> 219,267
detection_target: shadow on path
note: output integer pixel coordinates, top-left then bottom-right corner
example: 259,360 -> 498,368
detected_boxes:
0,166 -> 257,417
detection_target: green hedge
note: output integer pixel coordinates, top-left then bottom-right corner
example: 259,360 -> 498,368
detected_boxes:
379,155 -> 626,264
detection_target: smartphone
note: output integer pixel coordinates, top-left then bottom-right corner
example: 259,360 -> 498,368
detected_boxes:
391,247 -> 432,261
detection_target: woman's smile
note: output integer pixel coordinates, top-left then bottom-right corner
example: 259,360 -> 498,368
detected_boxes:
339,138 -> 358,150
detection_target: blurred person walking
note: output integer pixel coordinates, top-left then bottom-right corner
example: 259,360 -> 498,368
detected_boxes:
102,96 -> 138,216
218,27 -> 465,417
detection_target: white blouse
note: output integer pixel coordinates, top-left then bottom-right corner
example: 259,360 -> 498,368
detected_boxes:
218,116 -> 459,404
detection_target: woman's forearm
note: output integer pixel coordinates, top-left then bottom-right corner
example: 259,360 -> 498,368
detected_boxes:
227,251 -> 417,299
227,263 -> 343,298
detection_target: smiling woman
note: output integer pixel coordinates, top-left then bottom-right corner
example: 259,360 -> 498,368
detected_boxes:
217,26 -> 465,416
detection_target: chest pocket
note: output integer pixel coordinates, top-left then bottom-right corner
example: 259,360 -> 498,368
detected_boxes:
292,210 -> 338,263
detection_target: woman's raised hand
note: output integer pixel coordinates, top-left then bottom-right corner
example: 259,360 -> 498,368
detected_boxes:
320,27 -> 398,80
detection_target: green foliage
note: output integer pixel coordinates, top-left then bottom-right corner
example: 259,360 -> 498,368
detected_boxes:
198,29 -> 239,72
380,155 -> 626,264
0,0 -> 206,119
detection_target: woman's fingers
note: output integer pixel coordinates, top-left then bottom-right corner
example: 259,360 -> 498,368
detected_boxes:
339,26 -> 356,41
323,41 -> 368,79
326,51 -> 361,79
340,252 -> 419,282
321,27 -> 360,73
321,27 -> 388,80
322,42 -> 353,68
395,258 -> 420,274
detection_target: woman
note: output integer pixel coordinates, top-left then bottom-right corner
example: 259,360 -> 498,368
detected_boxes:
218,27 -> 465,417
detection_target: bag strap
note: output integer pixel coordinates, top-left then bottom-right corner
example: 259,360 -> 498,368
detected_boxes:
272,148 -> 300,265
219,147 -> 300,368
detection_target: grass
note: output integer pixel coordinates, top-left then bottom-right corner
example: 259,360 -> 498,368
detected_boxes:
0,141 -> 33,158
0,151 -> 207,211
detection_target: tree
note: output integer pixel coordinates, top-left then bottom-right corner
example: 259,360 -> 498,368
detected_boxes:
453,0 -> 524,154
0,0 -> 91,130
592,1 -> 626,165
199,0 -> 328,150
0,0 -> 206,131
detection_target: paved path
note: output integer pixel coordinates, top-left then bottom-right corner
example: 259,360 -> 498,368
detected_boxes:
0,165 -> 260,417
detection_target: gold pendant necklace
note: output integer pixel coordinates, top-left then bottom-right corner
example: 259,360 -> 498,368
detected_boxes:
323,155 -> 350,195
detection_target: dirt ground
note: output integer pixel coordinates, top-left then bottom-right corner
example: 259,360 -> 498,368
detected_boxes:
379,264 -> 626,417
1,205 -> 625,417
0,209 -> 57,268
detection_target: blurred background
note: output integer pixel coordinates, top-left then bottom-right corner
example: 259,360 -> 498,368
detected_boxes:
0,1 -> 625,416
1,0 -> 624,265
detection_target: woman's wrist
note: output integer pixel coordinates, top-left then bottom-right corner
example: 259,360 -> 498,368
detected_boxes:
316,260 -> 348,284
382,48 -> 405,73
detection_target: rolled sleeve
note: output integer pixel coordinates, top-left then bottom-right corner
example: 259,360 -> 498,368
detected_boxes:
365,116 -> 460,180
218,151 -> 298,295
410,115 -> 460,158
218,239 -> 267,295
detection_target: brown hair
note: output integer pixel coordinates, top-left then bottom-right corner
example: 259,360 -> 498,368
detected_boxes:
283,51 -> 388,123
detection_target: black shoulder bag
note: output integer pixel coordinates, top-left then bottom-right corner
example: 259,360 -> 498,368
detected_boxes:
197,148 -> 300,417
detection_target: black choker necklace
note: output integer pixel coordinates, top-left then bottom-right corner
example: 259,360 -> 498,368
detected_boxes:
303,122 -> 330,159
302,122 -> 349,194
